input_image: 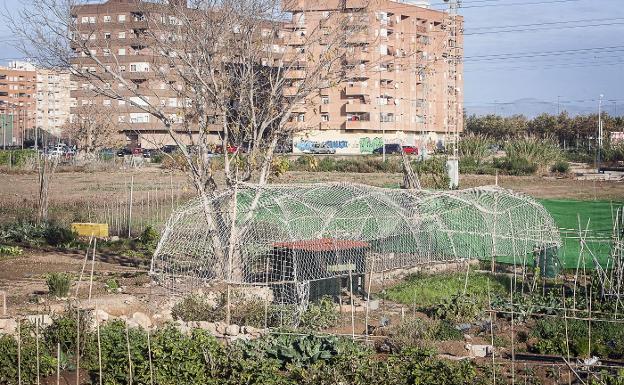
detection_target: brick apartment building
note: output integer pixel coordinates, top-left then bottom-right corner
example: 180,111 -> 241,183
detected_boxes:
284,0 -> 463,154
0,61 -> 37,147
36,69 -> 73,141
69,0 -> 463,153
69,0 -> 208,149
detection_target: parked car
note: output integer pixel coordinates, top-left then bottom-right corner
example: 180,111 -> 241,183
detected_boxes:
308,143 -> 336,154
142,149 -> 153,158
372,143 -> 402,155
402,145 -> 418,155
161,145 -> 178,154
116,148 -> 132,157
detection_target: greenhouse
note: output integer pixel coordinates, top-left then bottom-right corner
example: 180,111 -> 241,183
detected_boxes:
151,182 -> 561,301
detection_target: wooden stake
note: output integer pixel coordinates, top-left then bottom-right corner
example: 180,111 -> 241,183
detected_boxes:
147,330 -> 154,385
36,319 -> 40,385
349,268 -> 355,340
96,304 -> 103,385
128,175 -> 134,238
1,290 -> 6,316
75,236 -> 94,298
56,343 -> 60,385
125,322 -> 133,385
88,238 -> 97,302
364,255 -> 376,344
76,308 -> 80,385
17,319 -> 21,385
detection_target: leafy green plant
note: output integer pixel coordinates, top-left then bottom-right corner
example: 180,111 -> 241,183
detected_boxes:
46,273 -> 71,298
550,160 -> 570,174
299,296 -> 339,331
262,334 -> 341,368
104,278 -> 120,293
0,245 -> 23,258
43,225 -> 77,247
429,294 -> 484,323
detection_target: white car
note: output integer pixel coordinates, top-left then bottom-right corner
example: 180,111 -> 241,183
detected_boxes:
307,143 -> 336,154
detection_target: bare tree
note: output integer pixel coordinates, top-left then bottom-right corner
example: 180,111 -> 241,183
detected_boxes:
64,103 -> 124,159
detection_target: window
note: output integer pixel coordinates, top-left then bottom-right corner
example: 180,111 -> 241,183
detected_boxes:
103,15 -> 111,23
118,31 -> 126,39
89,49 -> 97,55
118,14 -> 126,22
380,113 -> 394,122
89,34 -> 96,40
104,32 -> 111,39
120,65 -> 126,72
295,113 -> 305,122
168,98 -> 177,107
118,100 -> 126,106
129,113 -> 150,123
118,115 -> 126,123
118,48 -> 126,56
321,114 -> 329,122
321,96 -> 329,104
103,99 -> 111,106
81,16 -> 89,24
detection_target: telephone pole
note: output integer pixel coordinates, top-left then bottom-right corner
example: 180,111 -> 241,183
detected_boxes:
444,0 -> 462,187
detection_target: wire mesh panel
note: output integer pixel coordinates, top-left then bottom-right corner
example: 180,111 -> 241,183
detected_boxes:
150,183 -> 561,307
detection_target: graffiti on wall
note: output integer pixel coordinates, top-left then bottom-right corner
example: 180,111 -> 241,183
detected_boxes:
358,137 -> 383,154
295,140 -> 349,152
294,137 -> 385,154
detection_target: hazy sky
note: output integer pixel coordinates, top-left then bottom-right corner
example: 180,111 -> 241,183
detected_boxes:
1,0 -> 622,115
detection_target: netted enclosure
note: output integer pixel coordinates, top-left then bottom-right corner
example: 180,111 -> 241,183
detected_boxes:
151,183 -> 560,320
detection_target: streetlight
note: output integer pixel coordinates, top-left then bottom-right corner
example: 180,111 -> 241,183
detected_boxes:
597,94 -> 604,171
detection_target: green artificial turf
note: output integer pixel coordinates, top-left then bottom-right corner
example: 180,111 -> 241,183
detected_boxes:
539,199 -> 622,269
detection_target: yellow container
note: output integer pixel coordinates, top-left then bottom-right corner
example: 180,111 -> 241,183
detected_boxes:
71,223 -> 109,238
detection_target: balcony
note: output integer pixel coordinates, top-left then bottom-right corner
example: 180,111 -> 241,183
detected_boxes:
345,120 -> 368,130
344,103 -> 369,113
319,121 -> 331,130
320,104 -> 330,113
345,85 -> 367,96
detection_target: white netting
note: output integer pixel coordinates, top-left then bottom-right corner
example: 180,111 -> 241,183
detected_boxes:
150,183 -> 560,308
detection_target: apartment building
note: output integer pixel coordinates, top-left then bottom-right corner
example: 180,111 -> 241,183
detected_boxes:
69,0 -> 212,149
0,61 -> 37,147
284,0 -> 463,154
69,0 -> 462,152
36,69 -> 73,139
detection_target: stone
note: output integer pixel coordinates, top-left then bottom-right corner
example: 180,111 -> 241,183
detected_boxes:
366,299 -> 380,311
0,318 -> 18,334
465,344 -> 493,358
95,309 -> 109,323
131,312 -> 152,329
198,321 -> 217,334
225,324 -> 240,336
110,236 -> 120,242
215,321 -> 227,335
463,334 -> 472,341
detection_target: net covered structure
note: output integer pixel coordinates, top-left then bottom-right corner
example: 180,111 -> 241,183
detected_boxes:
151,183 -> 560,310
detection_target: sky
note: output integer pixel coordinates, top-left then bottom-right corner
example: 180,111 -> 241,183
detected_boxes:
0,0 -> 622,117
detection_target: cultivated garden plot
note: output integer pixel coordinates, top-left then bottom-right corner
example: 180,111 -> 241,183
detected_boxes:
0,168 -> 623,385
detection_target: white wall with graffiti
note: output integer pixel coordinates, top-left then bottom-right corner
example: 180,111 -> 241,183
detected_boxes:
292,130 -> 447,155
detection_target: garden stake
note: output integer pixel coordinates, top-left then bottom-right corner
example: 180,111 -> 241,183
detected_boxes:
75,235 -> 94,297
56,343 -> 60,385
17,318 -> 21,385
126,321 -> 133,385
147,329 -> 154,385
76,308 -> 80,385
89,238 -> 97,302
96,304 -> 103,385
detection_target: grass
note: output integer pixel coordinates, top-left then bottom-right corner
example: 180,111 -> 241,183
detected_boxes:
384,272 -> 510,309
539,199 -> 623,268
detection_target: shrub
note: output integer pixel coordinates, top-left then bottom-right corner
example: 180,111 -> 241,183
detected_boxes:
272,157 -> 291,177
299,295 -> 339,331
43,225 -> 77,246
172,293 -> 225,322
493,156 -> 538,176
550,160 -> 570,174
46,273 -> 71,298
